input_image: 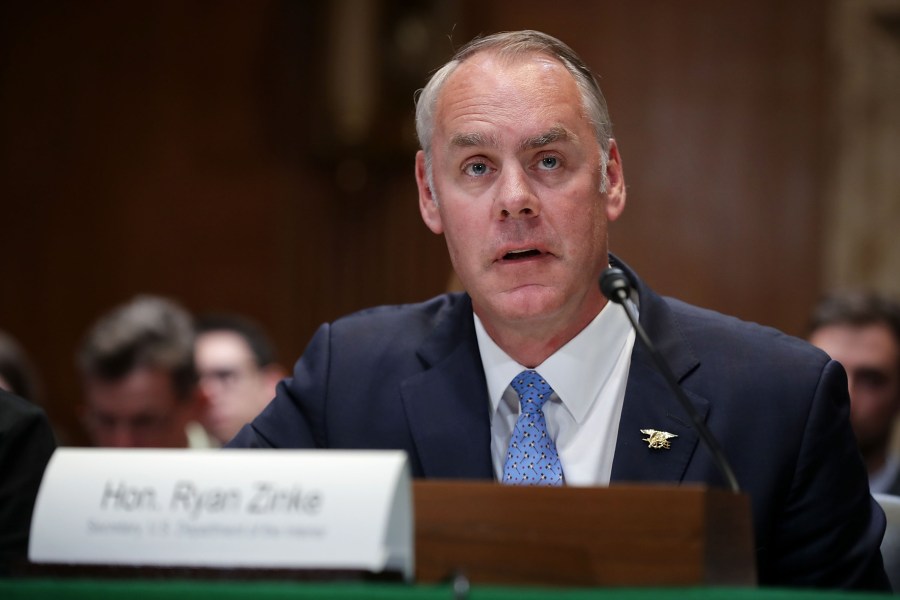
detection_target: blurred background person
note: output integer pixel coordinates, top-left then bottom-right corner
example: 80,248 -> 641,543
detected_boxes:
194,313 -> 285,445
78,295 -> 214,448
0,329 -> 43,405
808,290 -> 900,495
0,388 -> 56,575
0,329 -> 71,443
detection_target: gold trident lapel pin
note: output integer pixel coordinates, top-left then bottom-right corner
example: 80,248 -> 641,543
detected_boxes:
641,429 -> 677,450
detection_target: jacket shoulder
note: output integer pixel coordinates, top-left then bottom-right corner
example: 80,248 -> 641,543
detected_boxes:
329,292 -> 470,347
663,296 -> 829,367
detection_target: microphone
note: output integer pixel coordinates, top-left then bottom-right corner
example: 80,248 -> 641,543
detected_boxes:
600,267 -> 740,493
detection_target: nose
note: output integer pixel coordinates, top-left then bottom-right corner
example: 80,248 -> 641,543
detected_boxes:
108,424 -> 137,448
495,164 -> 540,220
198,377 -> 221,403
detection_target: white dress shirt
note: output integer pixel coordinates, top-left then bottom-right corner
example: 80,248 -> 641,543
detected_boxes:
474,299 -> 635,486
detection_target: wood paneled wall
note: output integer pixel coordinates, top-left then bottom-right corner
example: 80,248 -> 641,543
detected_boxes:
0,0 -> 828,444
471,0 -> 828,331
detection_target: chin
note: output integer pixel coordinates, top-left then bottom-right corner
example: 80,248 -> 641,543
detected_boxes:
488,286 -> 569,323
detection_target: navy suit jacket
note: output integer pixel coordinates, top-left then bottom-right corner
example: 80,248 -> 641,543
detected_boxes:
0,390 -> 57,574
229,257 -> 888,590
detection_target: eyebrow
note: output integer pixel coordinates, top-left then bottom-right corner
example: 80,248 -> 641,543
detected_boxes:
448,126 -> 575,152
520,126 -> 574,151
450,132 -> 499,148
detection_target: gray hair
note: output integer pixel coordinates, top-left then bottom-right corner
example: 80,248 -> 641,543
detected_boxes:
414,30 -> 613,197
78,295 -> 196,400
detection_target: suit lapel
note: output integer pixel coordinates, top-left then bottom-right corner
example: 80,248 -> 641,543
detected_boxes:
610,259 -> 709,484
395,263 -> 712,484
400,295 -> 494,479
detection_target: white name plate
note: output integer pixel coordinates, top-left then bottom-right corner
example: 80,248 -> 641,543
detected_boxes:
29,448 -> 413,580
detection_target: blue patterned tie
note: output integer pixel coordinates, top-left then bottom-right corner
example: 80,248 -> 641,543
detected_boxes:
502,370 -> 564,486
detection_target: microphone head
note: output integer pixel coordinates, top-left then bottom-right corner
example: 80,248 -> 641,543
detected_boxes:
599,267 -> 632,304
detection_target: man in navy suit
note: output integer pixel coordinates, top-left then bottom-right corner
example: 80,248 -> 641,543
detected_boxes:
0,389 -> 56,574
809,291 -> 900,495
229,30 -> 888,589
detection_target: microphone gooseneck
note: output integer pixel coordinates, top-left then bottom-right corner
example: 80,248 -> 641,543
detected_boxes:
600,267 -> 741,493
599,268 -> 631,304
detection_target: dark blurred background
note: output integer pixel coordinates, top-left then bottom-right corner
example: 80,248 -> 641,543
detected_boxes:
2,0 -> 898,445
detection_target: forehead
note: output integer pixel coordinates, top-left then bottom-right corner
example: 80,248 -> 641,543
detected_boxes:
434,51 -> 587,144
86,367 -> 179,413
811,323 -> 900,368
195,330 -> 254,365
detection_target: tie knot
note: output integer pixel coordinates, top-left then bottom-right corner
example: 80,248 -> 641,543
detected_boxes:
511,370 -> 553,413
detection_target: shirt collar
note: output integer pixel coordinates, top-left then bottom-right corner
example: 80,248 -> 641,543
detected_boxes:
474,298 -> 633,423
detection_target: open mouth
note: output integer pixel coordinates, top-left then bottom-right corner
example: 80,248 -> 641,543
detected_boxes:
503,249 -> 542,261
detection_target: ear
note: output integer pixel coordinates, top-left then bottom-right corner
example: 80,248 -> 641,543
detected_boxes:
416,150 -> 444,234
604,139 -> 626,222
261,364 -> 287,391
186,386 -> 206,420
257,365 -> 286,411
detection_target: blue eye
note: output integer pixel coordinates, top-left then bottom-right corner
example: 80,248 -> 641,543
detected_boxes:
539,156 -> 559,170
464,162 -> 489,177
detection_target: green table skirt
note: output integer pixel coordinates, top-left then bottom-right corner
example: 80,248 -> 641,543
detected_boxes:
0,579 -> 891,600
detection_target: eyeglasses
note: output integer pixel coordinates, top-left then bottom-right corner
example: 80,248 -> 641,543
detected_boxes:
197,363 -> 260,390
